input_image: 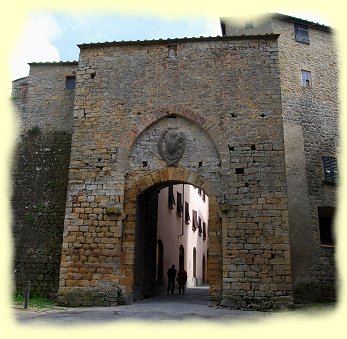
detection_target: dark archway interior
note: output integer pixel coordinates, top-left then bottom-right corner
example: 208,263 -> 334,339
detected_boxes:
134,187 -> 159,299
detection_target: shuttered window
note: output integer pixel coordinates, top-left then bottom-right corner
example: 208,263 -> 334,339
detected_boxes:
177,192 -> 183,216
192,210 -> 198,231
323,156 -> 338,183
301,70 -> 312,87
203,222 -> 207,240
185,202 -> 190,224
295,23 -> 309,44
168,185 -> 175,208
198,217 -> 202,235
245,20 -> 253,29
65,76 -> 76,89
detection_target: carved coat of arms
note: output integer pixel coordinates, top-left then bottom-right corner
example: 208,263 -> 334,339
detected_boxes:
158,129 -> 186,166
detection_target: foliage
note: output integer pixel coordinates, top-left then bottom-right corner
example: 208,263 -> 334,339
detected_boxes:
27,125 -> 41,135
24,212 -> 34,223
13,292 -> 56,309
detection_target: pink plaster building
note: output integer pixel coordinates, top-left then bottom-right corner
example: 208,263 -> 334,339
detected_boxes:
157,184 -> 209,292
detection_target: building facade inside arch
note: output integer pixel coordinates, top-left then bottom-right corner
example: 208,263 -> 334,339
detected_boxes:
11,13 -> 338,309
156,184 -> 209,290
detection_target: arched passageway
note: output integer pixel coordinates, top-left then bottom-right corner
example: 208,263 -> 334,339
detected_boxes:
133,182 -> 210,299
122,168 -> 222,304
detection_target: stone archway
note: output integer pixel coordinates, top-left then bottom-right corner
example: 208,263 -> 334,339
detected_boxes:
121,167 -> 222,304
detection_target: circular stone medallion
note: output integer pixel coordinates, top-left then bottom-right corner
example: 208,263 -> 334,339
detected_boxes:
158,129 -> 186,166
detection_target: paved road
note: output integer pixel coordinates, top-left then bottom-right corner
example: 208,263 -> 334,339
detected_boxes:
15,287 -> 272,324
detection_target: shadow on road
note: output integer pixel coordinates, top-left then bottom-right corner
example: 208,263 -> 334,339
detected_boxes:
139,286 -> 210,306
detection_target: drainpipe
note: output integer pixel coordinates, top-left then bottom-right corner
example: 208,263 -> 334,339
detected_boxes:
178,184 -> 184,237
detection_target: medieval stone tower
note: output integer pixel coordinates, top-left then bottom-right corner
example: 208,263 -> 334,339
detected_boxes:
11,13 -> 338,309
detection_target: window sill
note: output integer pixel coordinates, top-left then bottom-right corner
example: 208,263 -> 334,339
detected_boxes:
320,244 -> 335,248
295,37 -> 310,44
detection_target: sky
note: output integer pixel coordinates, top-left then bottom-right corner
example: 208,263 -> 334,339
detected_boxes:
10,10 -> 333,82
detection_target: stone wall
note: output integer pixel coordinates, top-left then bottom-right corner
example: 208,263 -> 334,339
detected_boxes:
221,14 -> 339,302
11,62 -> 76,298
273,18 -> 339,301
13,62 -> 77,133
11,130 -> 72,298
58,35 -> 293,309
11,14 -> 338,308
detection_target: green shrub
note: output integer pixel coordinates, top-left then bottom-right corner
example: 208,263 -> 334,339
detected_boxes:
28,125 -> 41,135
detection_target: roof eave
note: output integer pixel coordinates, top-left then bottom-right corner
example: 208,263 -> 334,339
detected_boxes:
28,61 -> 79,66
78,33 -> 280,49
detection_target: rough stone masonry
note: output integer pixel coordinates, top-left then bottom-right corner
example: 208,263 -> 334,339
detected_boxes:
11,14 -> 338,310
55,34 -> 293,309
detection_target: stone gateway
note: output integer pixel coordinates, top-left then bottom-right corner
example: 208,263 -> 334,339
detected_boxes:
11,13 -> 338,309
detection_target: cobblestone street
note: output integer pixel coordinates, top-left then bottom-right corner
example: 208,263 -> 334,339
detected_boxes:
15,287 -> 272,324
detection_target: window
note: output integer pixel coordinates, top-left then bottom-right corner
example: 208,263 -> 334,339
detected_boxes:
198,187 -> 202,196
168,185 -> 175,208
65,76 -> 76,89
185,201 -> 190,224
198,217 -> 202,235
202,191 -> 206,202
318,207 -> 335,246
192,210 -> 198,231
245,20 -> 253,29
168,44 -> 177,59
203,222 -> 207,240
20,83 -> 28,98
301,70 -> 312,87
295,23 -> 309,43
176,192 -> 183,216
323,156 -> 338,184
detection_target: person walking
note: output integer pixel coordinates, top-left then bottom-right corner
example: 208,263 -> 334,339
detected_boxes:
167,264 -> 177,294
176,266 -> 188,294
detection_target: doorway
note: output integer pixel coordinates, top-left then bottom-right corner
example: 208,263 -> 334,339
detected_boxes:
179,245 -> 185,269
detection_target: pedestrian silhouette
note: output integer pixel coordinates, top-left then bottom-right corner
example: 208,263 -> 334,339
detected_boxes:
176,266 -> 187,294
167,264 -> 177,294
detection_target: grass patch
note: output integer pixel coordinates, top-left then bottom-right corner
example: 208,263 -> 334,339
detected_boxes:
13,292 -> 56,309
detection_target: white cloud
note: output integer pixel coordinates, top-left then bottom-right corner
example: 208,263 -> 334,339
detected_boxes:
200,17 -> 222,37
279,10 -> 331,26
10,13 -> 61,80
